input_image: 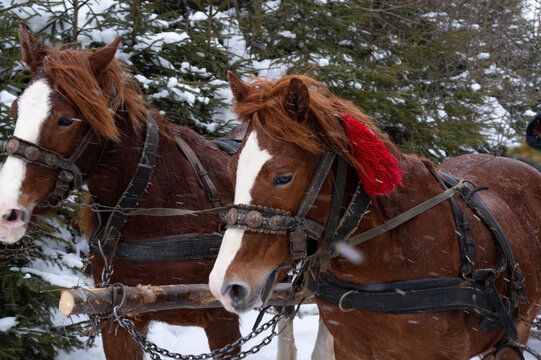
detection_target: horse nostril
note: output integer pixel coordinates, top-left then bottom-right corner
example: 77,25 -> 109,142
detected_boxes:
225,283 -> 250,303
2,209 -> 24,223
4,210 -> 18,222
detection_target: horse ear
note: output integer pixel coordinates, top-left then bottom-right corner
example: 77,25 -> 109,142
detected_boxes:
89,36 -> 122,75
284,77 -> 310,122
228,72 -> 250,102
19,23 -> 48,72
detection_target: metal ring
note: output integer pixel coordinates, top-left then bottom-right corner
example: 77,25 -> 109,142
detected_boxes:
338,289 -> 357,312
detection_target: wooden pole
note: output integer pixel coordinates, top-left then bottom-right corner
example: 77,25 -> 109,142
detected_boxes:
59,283 -> 310,317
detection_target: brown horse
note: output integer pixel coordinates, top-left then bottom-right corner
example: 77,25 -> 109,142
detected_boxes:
0,25 -> 241,359
209,73 -> 541,359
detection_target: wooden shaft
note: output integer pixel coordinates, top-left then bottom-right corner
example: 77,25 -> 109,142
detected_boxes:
59,283 -> 310,317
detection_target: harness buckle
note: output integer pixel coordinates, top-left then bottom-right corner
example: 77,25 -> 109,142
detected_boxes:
338,289 -> 357,312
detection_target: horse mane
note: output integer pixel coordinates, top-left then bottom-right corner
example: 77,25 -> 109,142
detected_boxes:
232,75 -> 402,170
42,47 -> 149,142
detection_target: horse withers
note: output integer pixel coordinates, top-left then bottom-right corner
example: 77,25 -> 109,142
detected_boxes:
0,24 -> 242,359
209,73 -> 541,359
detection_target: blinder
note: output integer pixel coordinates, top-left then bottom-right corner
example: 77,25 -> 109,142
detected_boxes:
3,128 -> 96,202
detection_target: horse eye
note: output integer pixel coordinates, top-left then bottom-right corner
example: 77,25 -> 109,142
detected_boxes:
57,116 -> 73,127
273,172 -> 294,186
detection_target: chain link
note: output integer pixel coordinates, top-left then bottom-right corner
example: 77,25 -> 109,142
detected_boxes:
114,307 -> 289,360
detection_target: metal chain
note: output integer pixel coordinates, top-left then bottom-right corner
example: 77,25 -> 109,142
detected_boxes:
85,241 -> 116,348
114,307 -> 290,360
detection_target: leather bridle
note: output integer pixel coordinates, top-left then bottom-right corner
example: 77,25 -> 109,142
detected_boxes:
3,128 -> 97,203
225,151 -> 342,262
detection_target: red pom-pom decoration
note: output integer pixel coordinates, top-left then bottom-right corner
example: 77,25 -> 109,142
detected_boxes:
340,113 -> 404,197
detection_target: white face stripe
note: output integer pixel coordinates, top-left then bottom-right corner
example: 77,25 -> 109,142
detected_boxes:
209,130 -> 273,299
234,131 -> 272,204
14,79 -> 52,142
0,79 -> 52,212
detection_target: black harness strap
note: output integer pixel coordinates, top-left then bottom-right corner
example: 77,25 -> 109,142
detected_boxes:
427,167 -> 476,278
212,137 -> 242,156
174,135 -> 221,209
332,181 -> 371,251
4,127 -> 97,203
313,271 -> 500,318
309,171 -> 523,341
440,172 -> 528,308
96,233 -> 223,262
90,123 -> 240,264
318,157 -> 348,271
91,114 -> 159,254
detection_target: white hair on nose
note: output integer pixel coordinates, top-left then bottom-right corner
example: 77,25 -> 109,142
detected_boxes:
209,130 -> 273,300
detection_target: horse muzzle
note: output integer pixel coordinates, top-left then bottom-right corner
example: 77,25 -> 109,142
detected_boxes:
0,205 -> 29,244
220,267 -> 279,313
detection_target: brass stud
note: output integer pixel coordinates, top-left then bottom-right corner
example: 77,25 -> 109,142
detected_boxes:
268,215 -> 283,230
245,210 -> 263,228
225,208 -> 238,226
4,138 -> 20,155
45,154 -> 58,167
24,146 -> 40,161
472,294 -> 477,302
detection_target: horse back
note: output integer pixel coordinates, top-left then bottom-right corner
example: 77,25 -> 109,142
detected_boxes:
438,153 -> 541,298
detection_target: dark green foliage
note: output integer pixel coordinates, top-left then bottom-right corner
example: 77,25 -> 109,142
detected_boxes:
0,212 -> 85,359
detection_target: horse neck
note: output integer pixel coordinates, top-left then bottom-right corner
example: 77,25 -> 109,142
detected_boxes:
83,112 -> 233,239
330,154 -> 461,283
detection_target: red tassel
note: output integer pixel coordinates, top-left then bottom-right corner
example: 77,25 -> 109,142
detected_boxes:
340,113 -> 404,197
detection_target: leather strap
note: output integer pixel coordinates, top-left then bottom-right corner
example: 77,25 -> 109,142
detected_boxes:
441,172 -> 529,309
333,181 -> 371,246
428,167 -> 476,277
312,271 -> 500,319
318,157 -> 348,271
90,233 -> 223,262
92,114 -> 159,251
4,127 -> 96,202
175,135 -> 221,209
347,180 -> 466,247
296,152 -> 336,219
290,152 -> 336,260
212,137 -> 241,156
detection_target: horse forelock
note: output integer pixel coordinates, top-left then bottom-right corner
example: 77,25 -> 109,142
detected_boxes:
41,48 -> 148,142
232,75 -> 402,171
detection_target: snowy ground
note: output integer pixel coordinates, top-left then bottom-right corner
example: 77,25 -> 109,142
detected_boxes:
56,304 -> 322,360
55,308 -> 541,360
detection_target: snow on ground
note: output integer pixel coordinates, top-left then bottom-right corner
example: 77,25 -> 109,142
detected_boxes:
57,305 -> 321,360
56,306 -> 541,360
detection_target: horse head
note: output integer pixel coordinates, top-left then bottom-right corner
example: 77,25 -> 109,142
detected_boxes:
0,24 -> 135,244
209,73 -> 398,313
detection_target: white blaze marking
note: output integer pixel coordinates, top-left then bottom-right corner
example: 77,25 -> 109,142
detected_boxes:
0,79 -> 51,242
14,79 -> 52,141
209,131 -> 272,299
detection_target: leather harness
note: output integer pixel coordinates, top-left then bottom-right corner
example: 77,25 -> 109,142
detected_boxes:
88,125 -> 241,264
225,150 -> 529,344
4,128 -> 97,204
2,112 -> 240,265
